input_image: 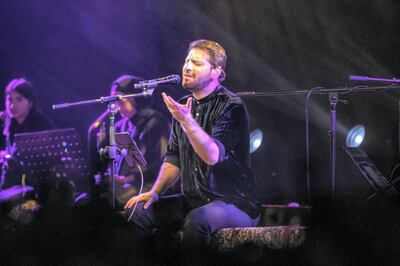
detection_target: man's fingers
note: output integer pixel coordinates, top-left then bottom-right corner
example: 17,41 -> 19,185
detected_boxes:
167,96 -> 179,106
186,97 -> 192,110
161,92 -> 168,101
124,195 -> 141,209
124,198 -> 135,209
161,93 -> 167,103
143,198 -> 154,209
162,92 -> 172,105
143,202 -> 150,209
162,93 -> 177,111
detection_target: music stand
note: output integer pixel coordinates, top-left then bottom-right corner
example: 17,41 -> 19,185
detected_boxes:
103,132 -> 146,207
115,132 -> 147,168
53,88 -> 153,209
13,128 -> 89,193
344,146 -> 399,203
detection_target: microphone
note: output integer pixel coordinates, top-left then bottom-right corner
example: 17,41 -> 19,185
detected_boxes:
134,75 -> 181,89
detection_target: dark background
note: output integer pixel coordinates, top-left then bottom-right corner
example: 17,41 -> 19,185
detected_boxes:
1,0 -> 399,205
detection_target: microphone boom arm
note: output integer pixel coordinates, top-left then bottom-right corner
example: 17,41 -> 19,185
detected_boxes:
52,90 -> 153,110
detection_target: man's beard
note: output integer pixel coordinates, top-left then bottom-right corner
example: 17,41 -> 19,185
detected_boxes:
183,76 -> 213,92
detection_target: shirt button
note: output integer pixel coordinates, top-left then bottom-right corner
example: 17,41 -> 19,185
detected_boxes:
194,168 -> 198,172
196,113 -> 199,117
207,198 -> 211,202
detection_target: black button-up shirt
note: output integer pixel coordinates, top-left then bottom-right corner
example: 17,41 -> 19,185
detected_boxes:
165,85 -> 260,218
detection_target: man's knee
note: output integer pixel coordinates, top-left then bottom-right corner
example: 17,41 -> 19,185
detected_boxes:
124,201 -> 155,236
124,201 -> 145,219
181,208 -> 212,243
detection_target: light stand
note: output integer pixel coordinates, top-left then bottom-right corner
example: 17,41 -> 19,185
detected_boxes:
238,83 -> 400,204
328,92 -> 338,201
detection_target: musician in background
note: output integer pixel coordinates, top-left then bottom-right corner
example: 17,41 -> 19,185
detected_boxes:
1,78 -> 53,189
88,75 -> 171,207
0,78 -> 55,229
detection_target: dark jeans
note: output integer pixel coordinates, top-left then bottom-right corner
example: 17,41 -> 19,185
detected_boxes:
124,194 -> 259,250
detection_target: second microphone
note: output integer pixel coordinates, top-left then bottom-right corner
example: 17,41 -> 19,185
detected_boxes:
134,75 -> 181,89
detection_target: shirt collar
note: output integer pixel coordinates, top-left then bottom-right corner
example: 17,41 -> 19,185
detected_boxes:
193,85 -> 223,105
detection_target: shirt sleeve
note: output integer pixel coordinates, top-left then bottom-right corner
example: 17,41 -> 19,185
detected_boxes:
211,102 -> 248,163
164,119 -> 181,168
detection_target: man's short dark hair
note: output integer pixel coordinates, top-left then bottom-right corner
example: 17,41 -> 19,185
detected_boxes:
188,39 -> 227,81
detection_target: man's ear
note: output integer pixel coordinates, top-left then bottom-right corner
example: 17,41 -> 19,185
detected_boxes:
212,66 -> 222,80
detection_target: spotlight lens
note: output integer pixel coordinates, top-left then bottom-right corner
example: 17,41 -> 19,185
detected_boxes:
250,129 -> 263,153
253,139 -> 262,148
355,135 -> 363,145
346,125 -> 365,147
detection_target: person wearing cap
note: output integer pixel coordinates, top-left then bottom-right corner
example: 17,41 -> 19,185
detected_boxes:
88,75 -> 171,207
124,40 -> 260,259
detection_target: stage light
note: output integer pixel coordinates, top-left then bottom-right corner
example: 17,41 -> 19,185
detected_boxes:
250,129 -> 263,153
346,125 -> 365,147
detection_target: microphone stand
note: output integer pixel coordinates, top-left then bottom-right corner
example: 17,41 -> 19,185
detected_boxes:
238,83 -> 400,204
53,88 -> 154,209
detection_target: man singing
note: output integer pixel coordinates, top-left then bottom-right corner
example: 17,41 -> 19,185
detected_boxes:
125,39 -> 260,256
